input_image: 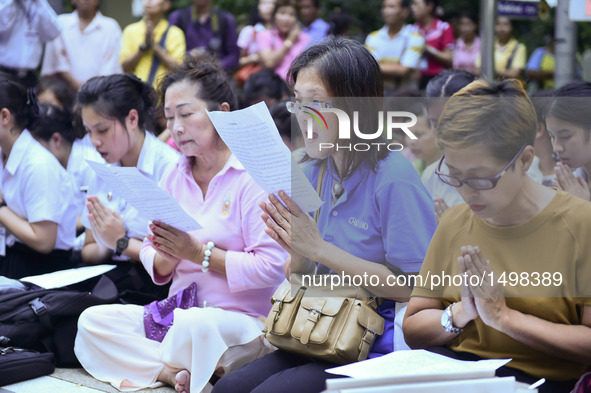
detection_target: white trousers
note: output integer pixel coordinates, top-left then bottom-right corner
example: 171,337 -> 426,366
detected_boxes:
74,304 -> 274,392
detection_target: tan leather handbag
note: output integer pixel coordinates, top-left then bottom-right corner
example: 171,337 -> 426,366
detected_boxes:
262,161 -> 385,364
262,282 -> 384,364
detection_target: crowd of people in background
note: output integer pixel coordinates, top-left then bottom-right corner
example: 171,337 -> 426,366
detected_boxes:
1,0 -> 591,393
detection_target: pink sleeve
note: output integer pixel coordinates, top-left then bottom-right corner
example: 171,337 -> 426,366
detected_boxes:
224,179 -> 287,293
256,30 -> 273,51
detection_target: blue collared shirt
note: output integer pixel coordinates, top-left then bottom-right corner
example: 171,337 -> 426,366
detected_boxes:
305,152 -> 436,275
304,151 -> 436,356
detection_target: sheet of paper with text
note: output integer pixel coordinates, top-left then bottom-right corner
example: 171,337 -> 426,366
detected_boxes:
206,102 -> 323,213
86,160 -> 202,232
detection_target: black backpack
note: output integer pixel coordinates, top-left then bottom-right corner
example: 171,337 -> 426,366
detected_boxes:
0,275 -> 118,366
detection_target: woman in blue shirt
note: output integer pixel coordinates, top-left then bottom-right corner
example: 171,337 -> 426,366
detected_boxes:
212,36 -> 437,393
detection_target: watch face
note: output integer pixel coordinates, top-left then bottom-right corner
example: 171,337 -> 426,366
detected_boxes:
117,237 -> 128,249
441,309 -> 450,327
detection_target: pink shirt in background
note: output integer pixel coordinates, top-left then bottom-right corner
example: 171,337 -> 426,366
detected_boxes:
453,36 -> 480,71
256,28 -> 311,80
140,154 -> 287,319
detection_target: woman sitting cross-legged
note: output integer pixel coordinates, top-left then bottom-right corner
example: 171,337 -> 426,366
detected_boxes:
212,36 -> 436,393
74,55 -> 287,393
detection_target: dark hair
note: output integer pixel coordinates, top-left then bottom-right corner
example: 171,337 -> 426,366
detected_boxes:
305,0 -> 321,8
0,79 -> 39,131
531,89 -> 554,123
76,74 -> 156,132
37,76 -> 77,114
547,81 -> 591,136
287,36 -> 387,178
159,54 -> 238,110
247,0 -> 267,26
458,10 -> 478,25
327,9 -> 351,36
426,69 -> 476,98
274,0 -> 299,16
270,100 -> 292,140
288,36 -> 383,98
30,103 -> 79,143
241,69 -> 287,108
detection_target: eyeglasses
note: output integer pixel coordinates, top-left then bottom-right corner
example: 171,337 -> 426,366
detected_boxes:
285,99 -> 333,114
435,145 -> 527,190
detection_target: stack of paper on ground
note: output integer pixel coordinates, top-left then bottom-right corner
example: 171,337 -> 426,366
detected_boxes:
323,349 -> 536,392
206,102 -> 323,213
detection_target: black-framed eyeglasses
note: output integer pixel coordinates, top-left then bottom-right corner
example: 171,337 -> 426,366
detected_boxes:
435,145 -> 527,190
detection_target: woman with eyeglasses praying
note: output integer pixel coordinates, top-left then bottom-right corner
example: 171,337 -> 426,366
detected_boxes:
403,79 -> 591,393
212,36 -> 436,393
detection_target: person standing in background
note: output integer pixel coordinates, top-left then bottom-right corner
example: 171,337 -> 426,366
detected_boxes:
0,0 -> 61,88
365,0 -> 424,93
452,11 -> 479,75
298,0 -> 328,44
169,0 -> 239,73
41,0 -> 122,90
411,0 -> 454,90
476,16 -> 526,81
121,0 -> 185,88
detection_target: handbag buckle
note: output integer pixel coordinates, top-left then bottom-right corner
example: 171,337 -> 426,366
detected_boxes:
272,300 -> 283,322
362,328 -> 377,342
307,307 -> 322,323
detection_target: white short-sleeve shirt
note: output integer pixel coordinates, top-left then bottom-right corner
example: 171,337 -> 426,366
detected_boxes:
41,11 -> 122,85
0,130 -> 78,249
67,134 -> 105,215
81,132 -> 179,259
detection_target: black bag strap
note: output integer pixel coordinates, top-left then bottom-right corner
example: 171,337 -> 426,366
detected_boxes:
505,41 -> 520,70
147,23 -> 171,85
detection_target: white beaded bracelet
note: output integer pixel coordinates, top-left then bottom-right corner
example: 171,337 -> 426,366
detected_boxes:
202,241 -> 214,272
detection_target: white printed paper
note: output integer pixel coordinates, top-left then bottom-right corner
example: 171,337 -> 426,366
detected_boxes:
206,102 -> 323,213
326,349 -> 510,380
21,264 -> 117,289
85,161 -> 202,232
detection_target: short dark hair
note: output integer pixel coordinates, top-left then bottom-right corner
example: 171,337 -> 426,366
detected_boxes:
274,0 -> 299,16
0,79 -> 39,131
37,76 -> 77,114
547,81 -> 591,136
287,36 -> 388,179
76,74 -> 156,132
425,69 -> 476,98
241,69 -> 287,108
30,103 -> 79,143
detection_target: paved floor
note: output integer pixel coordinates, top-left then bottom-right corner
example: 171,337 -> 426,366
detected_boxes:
3,368 -> 176,393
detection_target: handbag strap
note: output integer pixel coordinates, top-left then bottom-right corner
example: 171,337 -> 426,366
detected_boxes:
505,41 -> 519,70
147,23 -> 171,85
357,307 -> 383,361
314,160 -> 327,223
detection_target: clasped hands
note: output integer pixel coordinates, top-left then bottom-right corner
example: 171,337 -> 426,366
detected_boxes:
148,220 -> 203,265
87,195 -> 126,251
259,191 -> 323,270
554,162 -> 590,201
455,245 -> 508,330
